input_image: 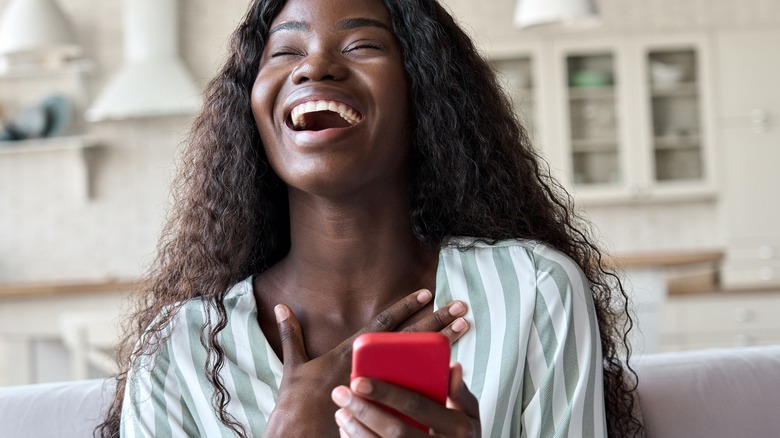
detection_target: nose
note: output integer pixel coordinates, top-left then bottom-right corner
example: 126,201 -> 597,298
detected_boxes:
291,50 -> 348,84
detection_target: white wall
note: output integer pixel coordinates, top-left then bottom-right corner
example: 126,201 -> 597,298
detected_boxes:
1,0 -> 779,284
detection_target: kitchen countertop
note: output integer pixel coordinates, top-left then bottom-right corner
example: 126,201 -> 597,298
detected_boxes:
0,279 -> 140,298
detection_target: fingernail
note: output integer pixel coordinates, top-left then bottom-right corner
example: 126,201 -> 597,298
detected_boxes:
449,301 -> 465,316
274,305 -> 289,323
335,409 -> 355,433
451,317 -> 468,332
351,378 -> 372,395
417,289 -> 432,303
332,386 -> 351,407
335,408 -> 351,426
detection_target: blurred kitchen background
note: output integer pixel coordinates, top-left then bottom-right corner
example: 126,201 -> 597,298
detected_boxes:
0,0 -> 778,386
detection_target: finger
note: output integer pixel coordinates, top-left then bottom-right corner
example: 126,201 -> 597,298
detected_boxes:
446,363 -> 480,419
333,385 -> 426,437
348,378 -> 468,435
403,300 -> 469,339
361,289 -> 434,333
336,289 -> 434,354
437,317 -> 470,344
335,408 -> 381,438
274,304 -> 309,366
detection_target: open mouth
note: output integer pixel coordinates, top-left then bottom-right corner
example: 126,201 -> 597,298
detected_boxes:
288,100 -> 362,131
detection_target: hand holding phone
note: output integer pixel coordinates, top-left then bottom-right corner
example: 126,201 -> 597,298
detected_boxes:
351,332 -> 451,431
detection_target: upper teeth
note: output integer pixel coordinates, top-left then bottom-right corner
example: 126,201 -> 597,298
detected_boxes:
290,100 -> 361,129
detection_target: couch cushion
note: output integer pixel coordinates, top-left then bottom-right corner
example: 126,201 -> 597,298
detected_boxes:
0,378 -> 115,438
634,346 -> 780,438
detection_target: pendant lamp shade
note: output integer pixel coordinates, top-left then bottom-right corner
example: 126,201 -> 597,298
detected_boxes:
0,0 -> 81,61
86,0 -> 201,121
514,0 -> 599,28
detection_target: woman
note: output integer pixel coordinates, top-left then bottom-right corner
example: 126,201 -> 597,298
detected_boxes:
100,0 -> 642,436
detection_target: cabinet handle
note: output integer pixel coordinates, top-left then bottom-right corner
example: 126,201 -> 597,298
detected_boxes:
751,109 -> 769,133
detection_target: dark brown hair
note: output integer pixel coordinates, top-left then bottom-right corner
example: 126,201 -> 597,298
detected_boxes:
98,0 -> 642,436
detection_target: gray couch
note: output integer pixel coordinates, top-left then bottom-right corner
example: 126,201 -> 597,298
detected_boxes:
1,346 -> 779,437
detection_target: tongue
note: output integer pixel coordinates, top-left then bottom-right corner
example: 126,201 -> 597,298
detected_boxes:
299,111 -> 352,131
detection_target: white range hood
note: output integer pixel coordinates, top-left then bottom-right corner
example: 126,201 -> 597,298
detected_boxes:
86,0 -> 201,122
0,0 -> 81,62
513,0 -> 599,28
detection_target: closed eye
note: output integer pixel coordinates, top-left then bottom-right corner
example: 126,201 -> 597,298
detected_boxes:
344,42 -> 382,53
271,47 -> 304,58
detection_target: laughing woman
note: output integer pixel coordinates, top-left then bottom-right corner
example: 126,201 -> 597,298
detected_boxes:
99,0 -> 643,437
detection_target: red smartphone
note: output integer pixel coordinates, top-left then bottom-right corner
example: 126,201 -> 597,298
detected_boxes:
351,332 -> 450,432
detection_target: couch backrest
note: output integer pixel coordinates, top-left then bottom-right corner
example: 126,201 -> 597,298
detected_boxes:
633,345 -> 780,438
0,378 -> 115,438
2,346 -> 779,437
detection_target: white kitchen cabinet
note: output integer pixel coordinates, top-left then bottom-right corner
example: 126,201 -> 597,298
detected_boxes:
0,281 -> 131,386
658,292 -> 780,351
548,34 -> 716,204
490,35 -> 716,205
716,29 -> 780,289
488,44 -> 550,154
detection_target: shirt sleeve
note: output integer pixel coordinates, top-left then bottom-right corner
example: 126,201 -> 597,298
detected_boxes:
120,321 -> 195,437
518,246 -> 607,438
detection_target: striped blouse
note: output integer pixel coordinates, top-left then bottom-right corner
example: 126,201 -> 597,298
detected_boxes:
121,239 -> 607,437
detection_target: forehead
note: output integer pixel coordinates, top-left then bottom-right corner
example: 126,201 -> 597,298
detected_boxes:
271,0 -> 392,27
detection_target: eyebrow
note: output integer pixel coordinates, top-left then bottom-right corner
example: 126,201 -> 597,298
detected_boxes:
269,21 -> 308,35
337,18 -> 392,32
268,17 -> 391,35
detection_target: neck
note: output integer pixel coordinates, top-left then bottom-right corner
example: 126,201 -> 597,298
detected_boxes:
275,186 -> 438,316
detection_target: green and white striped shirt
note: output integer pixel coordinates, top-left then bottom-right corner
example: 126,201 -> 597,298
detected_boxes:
121,239 -> 606,437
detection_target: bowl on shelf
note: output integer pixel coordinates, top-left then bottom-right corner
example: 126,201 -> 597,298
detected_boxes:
8,105 -> 48,140
40,94 -> 73,138
650,60 -> 688,85
570,71 -> 613,87
3,94 -> 73,141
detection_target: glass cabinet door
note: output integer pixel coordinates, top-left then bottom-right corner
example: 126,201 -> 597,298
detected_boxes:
490,56 -> 536,136
564,53 -> 621,186
646,49 -> 703,182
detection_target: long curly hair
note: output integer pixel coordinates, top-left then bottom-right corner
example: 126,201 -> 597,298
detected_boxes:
98,0 -> 643,436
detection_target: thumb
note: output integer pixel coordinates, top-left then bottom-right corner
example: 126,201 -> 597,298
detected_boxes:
446,363 -> 480,418
275,304 -> 309,366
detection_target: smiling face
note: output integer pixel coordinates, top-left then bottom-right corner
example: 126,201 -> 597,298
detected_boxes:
251,0 -> 410,199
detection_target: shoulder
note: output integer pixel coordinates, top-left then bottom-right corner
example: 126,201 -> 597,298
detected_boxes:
442,238 -> 582,274
154,276 -> 256,338
441,238 -> 590,298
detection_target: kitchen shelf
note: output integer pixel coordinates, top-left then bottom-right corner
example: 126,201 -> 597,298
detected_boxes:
651,82 -> 698,97
572,138 -> 619,152
0,136 -> 95,155
568,86 -> 616,99
0,59 -> 93,80
0,136 -> 98,201
653,135 -> 702,150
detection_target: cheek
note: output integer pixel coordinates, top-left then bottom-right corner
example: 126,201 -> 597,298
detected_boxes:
250,79 -> 271,125
379,66 -> 411,131
251,77 -> 282,145
250,77 -> 288,177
